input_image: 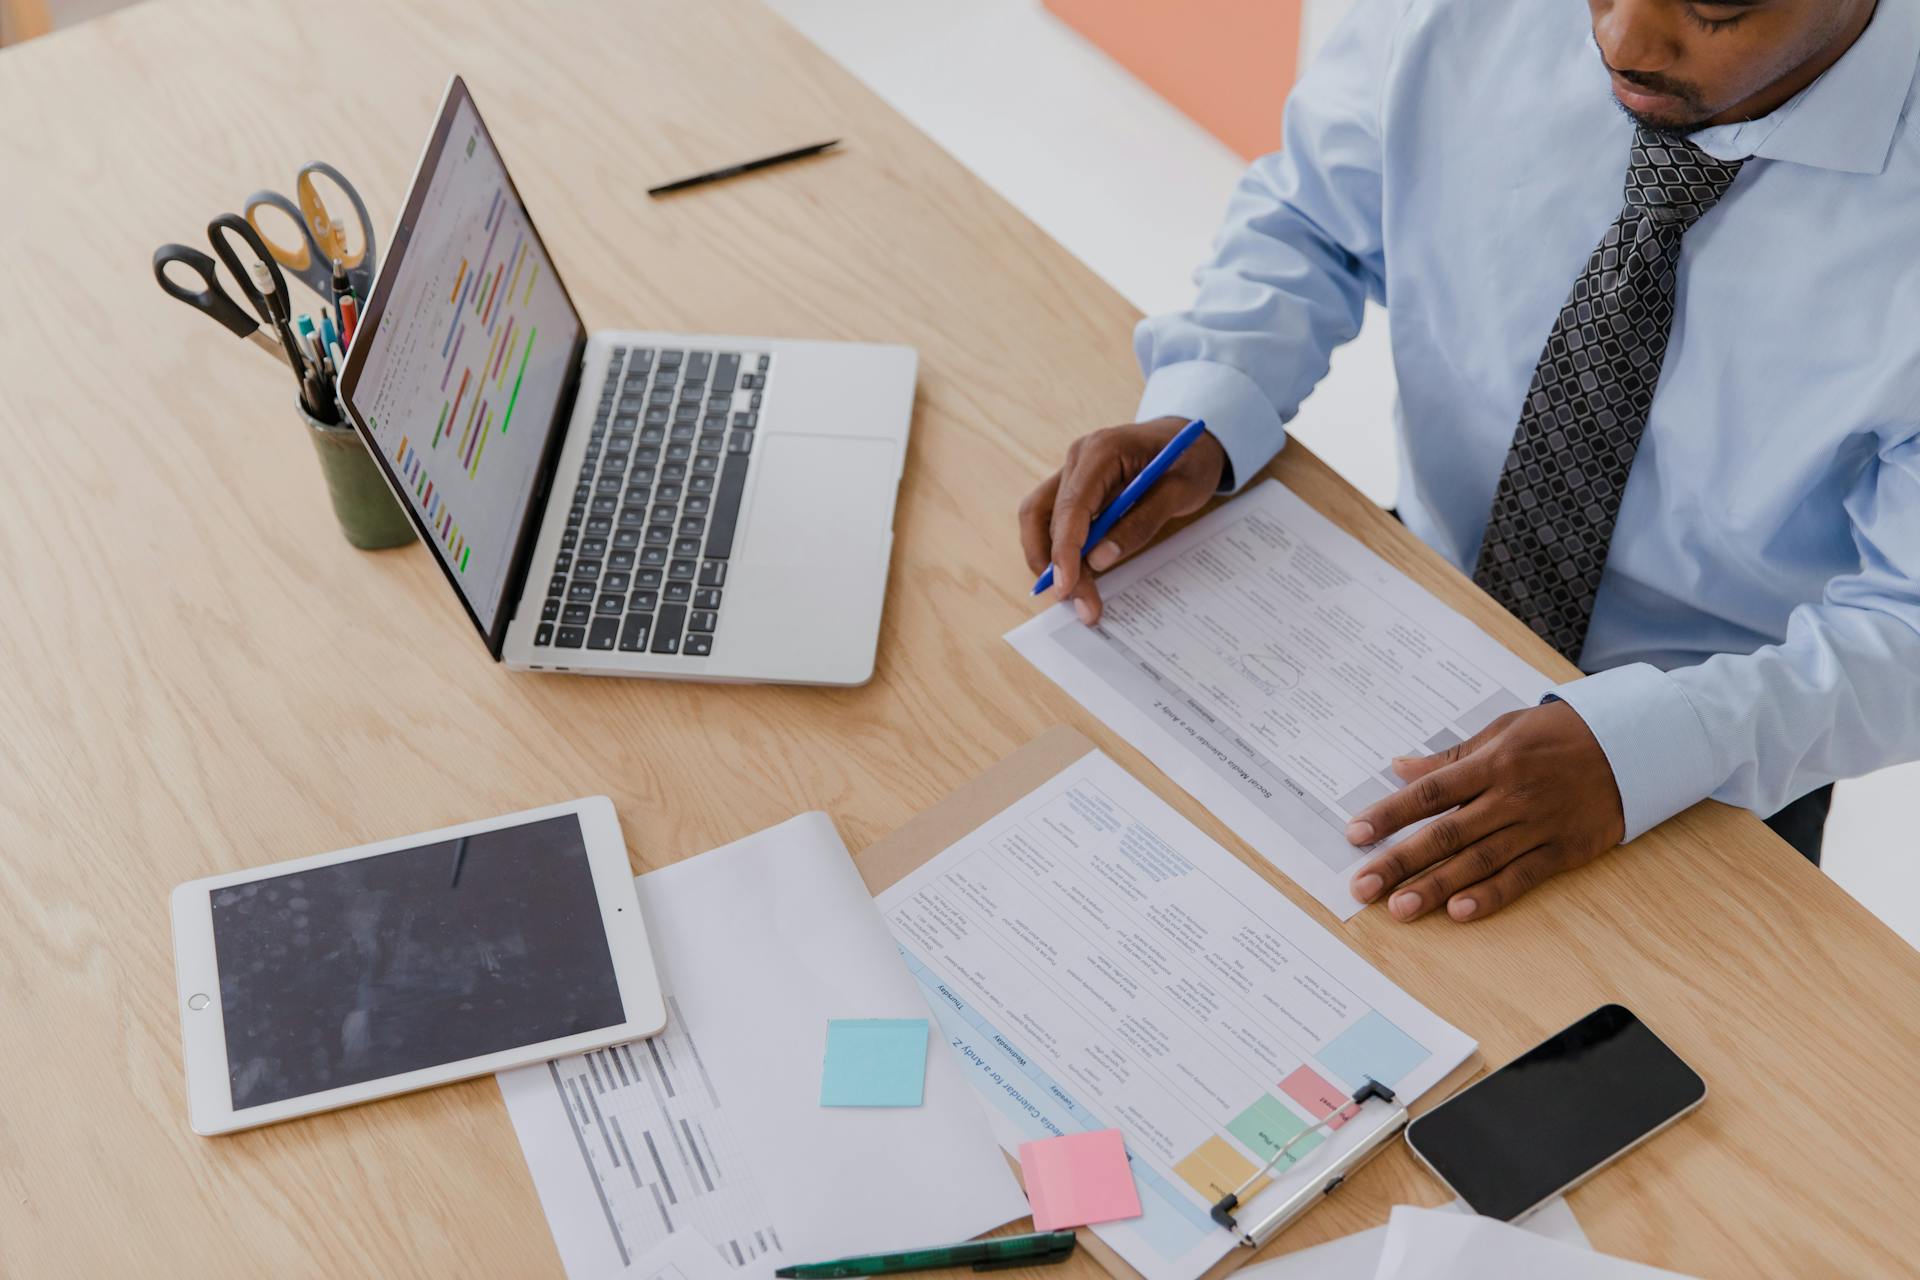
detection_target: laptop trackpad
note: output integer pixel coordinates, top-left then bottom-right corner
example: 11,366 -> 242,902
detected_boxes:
740,435 -> 896,565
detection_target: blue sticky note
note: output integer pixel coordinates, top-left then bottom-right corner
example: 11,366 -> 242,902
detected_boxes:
820,1018 -> 929,1107
1315,1010 -> 1431,1089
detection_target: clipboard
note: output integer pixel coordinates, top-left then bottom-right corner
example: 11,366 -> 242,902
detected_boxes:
854,725 -> 1482,1280
857,725 -> 1096,899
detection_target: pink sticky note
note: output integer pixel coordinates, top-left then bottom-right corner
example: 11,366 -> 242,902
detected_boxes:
1018,1129 -> 1143,1231
1280,1065 -> 1351,1128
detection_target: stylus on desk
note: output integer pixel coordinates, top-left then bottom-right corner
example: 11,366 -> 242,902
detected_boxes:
647,139 -> 841,196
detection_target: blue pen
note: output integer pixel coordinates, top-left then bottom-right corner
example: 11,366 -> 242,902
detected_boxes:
1031,418 -> 1209,596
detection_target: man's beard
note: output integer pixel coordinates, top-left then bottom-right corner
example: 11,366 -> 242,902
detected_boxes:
1611,95 -> 1711,137
1595,40 -> 1716,134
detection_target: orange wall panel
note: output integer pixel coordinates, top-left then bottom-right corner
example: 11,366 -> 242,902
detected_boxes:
1044,0 -> 1302,160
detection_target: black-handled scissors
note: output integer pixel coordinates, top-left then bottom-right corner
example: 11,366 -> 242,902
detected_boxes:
153,213 -> 302,369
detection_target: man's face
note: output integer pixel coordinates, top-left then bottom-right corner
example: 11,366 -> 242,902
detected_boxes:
1588,0 -> 1869,131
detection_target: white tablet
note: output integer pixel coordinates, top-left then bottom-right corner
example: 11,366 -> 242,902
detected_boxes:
170,796 -> 664,1135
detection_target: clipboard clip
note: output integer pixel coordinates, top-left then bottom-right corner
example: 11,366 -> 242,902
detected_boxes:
1209,1079 -> 1406,1248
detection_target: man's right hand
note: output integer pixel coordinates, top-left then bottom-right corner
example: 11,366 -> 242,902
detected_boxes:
1017,417 -> 1228,625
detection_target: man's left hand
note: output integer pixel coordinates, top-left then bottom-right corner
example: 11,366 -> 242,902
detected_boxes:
1347,700 -> 1626,922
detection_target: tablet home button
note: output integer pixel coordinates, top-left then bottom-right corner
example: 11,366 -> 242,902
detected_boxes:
187,993 -> 210,1010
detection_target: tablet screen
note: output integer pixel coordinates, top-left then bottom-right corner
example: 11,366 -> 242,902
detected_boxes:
209,813 -> 624,1111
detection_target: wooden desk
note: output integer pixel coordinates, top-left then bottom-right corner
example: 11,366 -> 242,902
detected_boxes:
0,0 -> 1914,1275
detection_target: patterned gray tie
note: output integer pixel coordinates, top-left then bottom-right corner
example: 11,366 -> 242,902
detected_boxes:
1473,129 -> 1745,662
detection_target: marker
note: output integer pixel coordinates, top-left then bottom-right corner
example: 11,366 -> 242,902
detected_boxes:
773,1230 -> 1076,1278
331,257 -> 351,334
298,324 -> 336,423
296,317 -> 323,373
648,139 -> 840,197
339,294 -> 359,347
1032,418 -> 1210,597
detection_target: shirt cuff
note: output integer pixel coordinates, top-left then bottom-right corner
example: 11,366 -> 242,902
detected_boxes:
1135,358 -> 1287,494
1549,663 -> 1720,843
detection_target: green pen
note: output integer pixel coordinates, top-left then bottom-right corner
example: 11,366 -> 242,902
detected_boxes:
772,1230 -> 1078,1277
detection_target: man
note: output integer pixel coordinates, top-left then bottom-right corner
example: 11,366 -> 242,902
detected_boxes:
1018,0 -> 1920,922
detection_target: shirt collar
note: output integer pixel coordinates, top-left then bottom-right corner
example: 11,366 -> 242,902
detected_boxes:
1689,0 -> 1920,176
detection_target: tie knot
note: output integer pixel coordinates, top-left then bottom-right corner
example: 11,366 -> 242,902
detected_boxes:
1624,128 -> 1745,227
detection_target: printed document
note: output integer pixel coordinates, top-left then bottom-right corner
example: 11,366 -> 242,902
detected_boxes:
1240,1197 -> 1587,1279
500,814 -> 1029,1277
1372,1205 -> 1693,1280
876,751 -> 1476,1280
1008,480 -> 1552,919
627,1229 -> 735,1280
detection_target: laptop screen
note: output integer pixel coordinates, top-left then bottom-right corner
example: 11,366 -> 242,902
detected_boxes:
343,77 -> 586,651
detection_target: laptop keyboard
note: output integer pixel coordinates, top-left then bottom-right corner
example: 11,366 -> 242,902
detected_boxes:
532,346 -> 769,657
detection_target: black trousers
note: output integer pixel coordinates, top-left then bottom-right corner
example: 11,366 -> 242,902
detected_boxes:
1384,508 -> 1834,866
1763,784 -> 1832,867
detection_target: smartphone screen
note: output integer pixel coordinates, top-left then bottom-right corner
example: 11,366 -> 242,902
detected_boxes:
1405,1004 -> 1705,1220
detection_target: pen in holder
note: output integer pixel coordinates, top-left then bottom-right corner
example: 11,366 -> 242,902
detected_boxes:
297,398 -> 417,550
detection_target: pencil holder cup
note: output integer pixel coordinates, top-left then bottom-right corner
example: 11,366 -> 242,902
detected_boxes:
297,400 -> 417,550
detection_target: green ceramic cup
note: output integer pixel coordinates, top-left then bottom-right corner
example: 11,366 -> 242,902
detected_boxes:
298,400 -> 416,550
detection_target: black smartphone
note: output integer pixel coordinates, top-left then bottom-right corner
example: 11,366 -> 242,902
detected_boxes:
1404,1004 -> 1706,1221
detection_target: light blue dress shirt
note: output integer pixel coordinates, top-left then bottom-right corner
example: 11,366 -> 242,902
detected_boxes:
1133,0 -> 1920,841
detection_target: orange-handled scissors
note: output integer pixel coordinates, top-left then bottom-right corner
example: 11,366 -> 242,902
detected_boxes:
243,161 -> 377,299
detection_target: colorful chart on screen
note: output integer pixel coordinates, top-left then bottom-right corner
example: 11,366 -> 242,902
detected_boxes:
353,95 -> 579,631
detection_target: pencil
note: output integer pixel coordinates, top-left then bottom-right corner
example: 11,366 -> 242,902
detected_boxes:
647,139 -> 840,197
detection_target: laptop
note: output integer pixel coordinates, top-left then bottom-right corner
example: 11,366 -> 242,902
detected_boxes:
340,76 -> 914,685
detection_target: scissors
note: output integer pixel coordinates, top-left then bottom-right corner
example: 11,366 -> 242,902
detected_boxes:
153,213 -> 303,370
243,161 -> 377,300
